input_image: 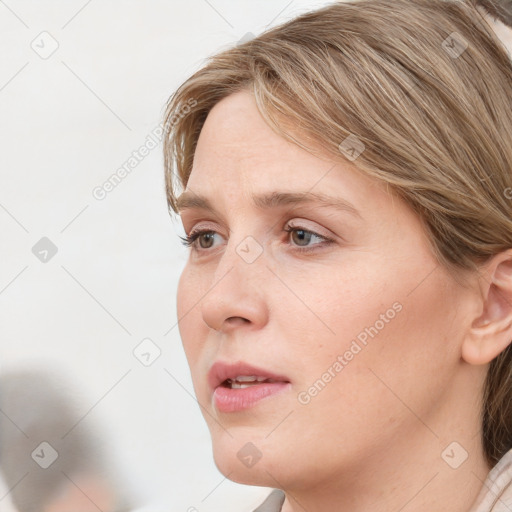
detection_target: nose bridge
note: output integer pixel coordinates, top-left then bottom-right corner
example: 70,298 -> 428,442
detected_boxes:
200,233 -> 268,331
214,230 -> 266,284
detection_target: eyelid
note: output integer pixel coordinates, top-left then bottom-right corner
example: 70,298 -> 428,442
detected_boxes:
183,216 -> 331,238
185,221 -> 229,240
285,219 -> 332,240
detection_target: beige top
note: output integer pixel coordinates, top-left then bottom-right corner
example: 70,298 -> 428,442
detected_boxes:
469,448 -> 512,512
253,448 -> 512,512
253,489 -> 285,512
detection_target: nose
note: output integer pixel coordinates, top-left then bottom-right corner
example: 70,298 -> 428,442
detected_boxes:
200,241 -> 269,333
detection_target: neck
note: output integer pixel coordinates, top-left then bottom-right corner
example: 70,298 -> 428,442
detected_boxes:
281,436 -> 490,512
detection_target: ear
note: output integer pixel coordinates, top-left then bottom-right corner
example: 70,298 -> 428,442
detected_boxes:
462,249 -> 512,365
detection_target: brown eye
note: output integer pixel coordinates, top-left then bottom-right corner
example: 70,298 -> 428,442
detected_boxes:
290,229 -> 313,247
198,232 -> 215,249
179,229 -> 221,250
284,224 -> 330,251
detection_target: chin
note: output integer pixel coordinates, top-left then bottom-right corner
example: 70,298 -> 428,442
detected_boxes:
209,428 -> 290,487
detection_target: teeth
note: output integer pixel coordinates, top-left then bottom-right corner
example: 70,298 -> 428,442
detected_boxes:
226,375 -> 277,388
231,382 -> 258,389
233,375 -> 268,382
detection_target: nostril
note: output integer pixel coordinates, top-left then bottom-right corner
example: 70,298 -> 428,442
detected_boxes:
226,316 -> 249,324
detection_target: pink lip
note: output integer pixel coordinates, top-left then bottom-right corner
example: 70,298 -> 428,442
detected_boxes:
208,361 -> 291,413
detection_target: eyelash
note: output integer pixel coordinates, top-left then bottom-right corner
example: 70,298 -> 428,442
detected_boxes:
179,224 -> 333,254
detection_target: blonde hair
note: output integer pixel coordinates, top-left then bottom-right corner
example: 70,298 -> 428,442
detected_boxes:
163,0 -> 512,466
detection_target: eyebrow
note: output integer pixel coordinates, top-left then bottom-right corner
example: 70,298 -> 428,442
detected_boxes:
176,190 -> 362,219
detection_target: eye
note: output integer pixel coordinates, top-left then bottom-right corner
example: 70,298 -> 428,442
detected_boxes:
283,223 -> 332,251
179,222 -> 333,253
179,229 -> 222,250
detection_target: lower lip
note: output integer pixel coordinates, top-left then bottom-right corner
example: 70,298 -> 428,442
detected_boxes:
213,382 -> 290,413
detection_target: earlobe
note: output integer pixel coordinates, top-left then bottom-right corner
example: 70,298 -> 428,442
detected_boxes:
462,250 -> 512,365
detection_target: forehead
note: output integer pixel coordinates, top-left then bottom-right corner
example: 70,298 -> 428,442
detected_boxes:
191,90 -> 303,171
180,92 -> 424,248
188,90 -> 363,195
185,91 -> 402,220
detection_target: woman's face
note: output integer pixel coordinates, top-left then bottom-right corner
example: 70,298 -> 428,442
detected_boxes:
176,90 -> 478,489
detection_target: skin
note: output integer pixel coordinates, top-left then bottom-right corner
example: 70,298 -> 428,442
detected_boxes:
43,476 -> 115,512
176,89 -> 512,512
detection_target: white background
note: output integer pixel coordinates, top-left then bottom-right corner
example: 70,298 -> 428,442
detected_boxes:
0,1 -> 334,510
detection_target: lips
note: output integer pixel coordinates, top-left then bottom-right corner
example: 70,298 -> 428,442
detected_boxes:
208,361 -> 290,392
208,361 -> 292,413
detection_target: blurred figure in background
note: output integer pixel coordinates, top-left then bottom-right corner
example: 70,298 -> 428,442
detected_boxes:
0,369 -> 136,512
0,471 -> 17,512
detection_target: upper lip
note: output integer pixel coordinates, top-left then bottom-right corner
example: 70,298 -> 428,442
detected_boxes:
208,361 -> 290,391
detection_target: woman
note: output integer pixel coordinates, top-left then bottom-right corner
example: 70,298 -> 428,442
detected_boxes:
162,0 -> 512,510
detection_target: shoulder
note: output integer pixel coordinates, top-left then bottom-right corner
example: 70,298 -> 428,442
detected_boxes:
469,448 -> 512,512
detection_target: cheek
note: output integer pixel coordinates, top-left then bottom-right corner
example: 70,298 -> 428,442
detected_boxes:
176,265 -> 218,401
176,264 -> 192,323
176,265 -> 204,362
288,254 -> 462,404
273,257 -> 397,353
315,269 -> 461,419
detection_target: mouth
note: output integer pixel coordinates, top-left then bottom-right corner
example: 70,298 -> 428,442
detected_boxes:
221,376 -> 285,389
208,361 -> 291,413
